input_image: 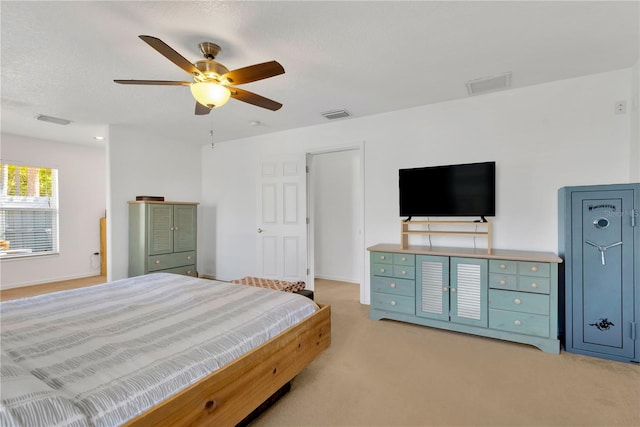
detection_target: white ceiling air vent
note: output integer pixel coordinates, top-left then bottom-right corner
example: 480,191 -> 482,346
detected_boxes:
322,109 -> 351,120
36,114 -> 71,125
466,72 -> 512,96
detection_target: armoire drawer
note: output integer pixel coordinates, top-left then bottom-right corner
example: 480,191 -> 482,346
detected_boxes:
489,259 -> 518,275
517,276 -> 550,294
393,253 -> 415,266
489,273 -> 518,290
489,309 -> 549,337
161,265 -> 197,277
518,261 -> 550,278
372,276 -> 415,297
148,251 -> 196,271
373,252 -> 394,264
489,289 -> 549,316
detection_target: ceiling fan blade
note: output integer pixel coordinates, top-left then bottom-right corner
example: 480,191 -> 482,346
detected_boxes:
222,61 -> 285,85
139,35 -> 203,78
114,79 -> 191,86
195,102 -> 212,115
230,87 -> 283,111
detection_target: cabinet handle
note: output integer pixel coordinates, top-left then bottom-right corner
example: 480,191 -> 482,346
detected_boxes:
500,264 -> 506,270
380,268 -> 385,273
170,227 -> 175,231
443,287 -> 448,292
531,283 -> 538,289
174,227 -> 179,231
514,320 -> 522,326
187,270 -> 191,275
390,283 -> 397,288
155,260 -> 160,264
451,288 -> 456,293
401,270 -> 407,275
514,298 -> 521,305
390,300 -> 397,306
401,257 -> 406,262
530,266 -> 538,272
187,256 -> 192,260
380,255 -> 385,260
500,279 -> 506,285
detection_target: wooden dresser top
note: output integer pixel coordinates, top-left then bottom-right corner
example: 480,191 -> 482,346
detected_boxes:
367,244 -> 563,263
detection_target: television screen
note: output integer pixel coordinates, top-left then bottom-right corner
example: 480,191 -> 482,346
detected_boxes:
399,161 -> 495,218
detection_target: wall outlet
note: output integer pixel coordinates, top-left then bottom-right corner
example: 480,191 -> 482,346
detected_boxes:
614,100 -> 627,115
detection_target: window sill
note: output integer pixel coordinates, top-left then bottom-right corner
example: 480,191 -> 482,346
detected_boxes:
0,251 -> 60,260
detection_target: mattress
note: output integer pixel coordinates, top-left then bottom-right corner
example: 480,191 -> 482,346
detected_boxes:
0,273 -> 319,427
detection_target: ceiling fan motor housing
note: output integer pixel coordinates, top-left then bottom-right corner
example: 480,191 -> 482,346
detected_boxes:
194,60 -> 229,82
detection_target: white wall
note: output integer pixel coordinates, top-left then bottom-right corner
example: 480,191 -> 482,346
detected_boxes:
312,150 -> 361,283
107,126 -> 202,281
630,60 -> 639,181
1,134 -> 106,288
201,68 -> 634,304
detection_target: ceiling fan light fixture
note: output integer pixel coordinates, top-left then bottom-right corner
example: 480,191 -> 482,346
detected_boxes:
190,82 -> 231,108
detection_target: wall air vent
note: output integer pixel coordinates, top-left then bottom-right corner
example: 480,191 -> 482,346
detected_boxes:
321,109 -> 351,120
36,114 -> 71,125
466,72 -> 512,96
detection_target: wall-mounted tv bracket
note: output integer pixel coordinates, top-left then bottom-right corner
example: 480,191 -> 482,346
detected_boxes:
585,240 -> 622,266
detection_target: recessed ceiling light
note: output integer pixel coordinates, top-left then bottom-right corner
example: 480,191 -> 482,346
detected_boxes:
36,114 -> 71,125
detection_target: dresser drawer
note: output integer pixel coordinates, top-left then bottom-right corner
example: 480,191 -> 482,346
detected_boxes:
372,252 -> 393,264
517,276 -> 550,294
372,263 -> 393,277
393,265 -> 415,280
373,293 -> 415,315
489,289 -> 549,316
161,265 -> 197,276
148,251 -> 196,271
372,276 -> 415,297
489,309 -> 549,337
393,253 -> 415,266
489,273 -> 517,290
489,259 -> 517,275
518,261 -> 550,278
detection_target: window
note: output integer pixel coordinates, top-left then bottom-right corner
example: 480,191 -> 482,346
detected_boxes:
0,163 -> 59,258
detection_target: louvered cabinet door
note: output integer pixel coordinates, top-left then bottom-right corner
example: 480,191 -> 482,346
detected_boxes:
148,204 -> 174,255
450,257 -> 488,327
416,255 -> 450,321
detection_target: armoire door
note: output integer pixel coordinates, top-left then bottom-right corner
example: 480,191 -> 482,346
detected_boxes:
569,188 -> 635,359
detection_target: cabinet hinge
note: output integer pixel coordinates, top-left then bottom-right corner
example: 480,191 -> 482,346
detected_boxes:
306,165 -> 310,173
306,268 -> 310,275
632,322 -> 637,341
631,209 -> 637,227
306,217 -> 310,224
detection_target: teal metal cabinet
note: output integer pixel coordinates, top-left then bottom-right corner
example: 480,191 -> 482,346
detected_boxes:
559,183 -> 639,363
369,244 -> 562,354
129,201 -> 198,277
416,256 -> 488,327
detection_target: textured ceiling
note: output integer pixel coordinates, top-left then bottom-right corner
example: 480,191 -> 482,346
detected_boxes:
1,1 -> 638,147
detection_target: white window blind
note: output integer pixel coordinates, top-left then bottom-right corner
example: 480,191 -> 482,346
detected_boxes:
0,163 -> 59,258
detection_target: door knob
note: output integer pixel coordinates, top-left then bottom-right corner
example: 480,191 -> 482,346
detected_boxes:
257,228 -> 264,233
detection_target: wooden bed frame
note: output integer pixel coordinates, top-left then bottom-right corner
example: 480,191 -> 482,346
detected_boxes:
124,303 -> 331,426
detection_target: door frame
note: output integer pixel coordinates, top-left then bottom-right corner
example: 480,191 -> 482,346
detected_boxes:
306,141 -> 366,303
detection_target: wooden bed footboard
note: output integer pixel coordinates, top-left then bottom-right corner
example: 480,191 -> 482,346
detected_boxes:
125,304 -> 331,427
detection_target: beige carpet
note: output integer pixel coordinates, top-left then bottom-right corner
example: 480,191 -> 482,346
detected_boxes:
252,279 -> 640,427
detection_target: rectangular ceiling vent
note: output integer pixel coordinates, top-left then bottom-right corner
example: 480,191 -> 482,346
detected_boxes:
36,114 -> 71,125
322,109 -> 351,120
466,72 -> 512,96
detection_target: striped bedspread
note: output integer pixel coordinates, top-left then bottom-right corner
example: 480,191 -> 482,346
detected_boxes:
0,273 -> 319,427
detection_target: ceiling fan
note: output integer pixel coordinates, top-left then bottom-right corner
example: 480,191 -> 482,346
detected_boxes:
114,35 -> 285,115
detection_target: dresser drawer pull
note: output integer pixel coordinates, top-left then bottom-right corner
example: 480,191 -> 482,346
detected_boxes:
401,270 -> 407,275
187,270 -> 192,275
514,298 -> 522,305
443,287 -> 448,292
451,288 -> 456,293
390,300 -> 397,306
390,283 -> 397,288
187,256 -> 192,260
530,266 -> 538,272
380,268 -> 386,273
380,255 -> 386,260
174,227 -> 179,231
499,279 -> 506,285
155,260 -> 161,264
531,283 -> 538,289
500,264 -> 507,270
514,320 -> 522,326
401,256 -> 407,262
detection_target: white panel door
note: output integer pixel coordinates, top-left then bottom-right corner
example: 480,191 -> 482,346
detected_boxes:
257,154 -> 307,283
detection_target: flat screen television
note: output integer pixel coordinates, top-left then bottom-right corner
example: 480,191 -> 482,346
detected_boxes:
399,161 -> 495,220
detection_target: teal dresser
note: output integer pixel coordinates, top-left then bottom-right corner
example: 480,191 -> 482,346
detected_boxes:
129,201 -> 198,277
369,244 -> 562,353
